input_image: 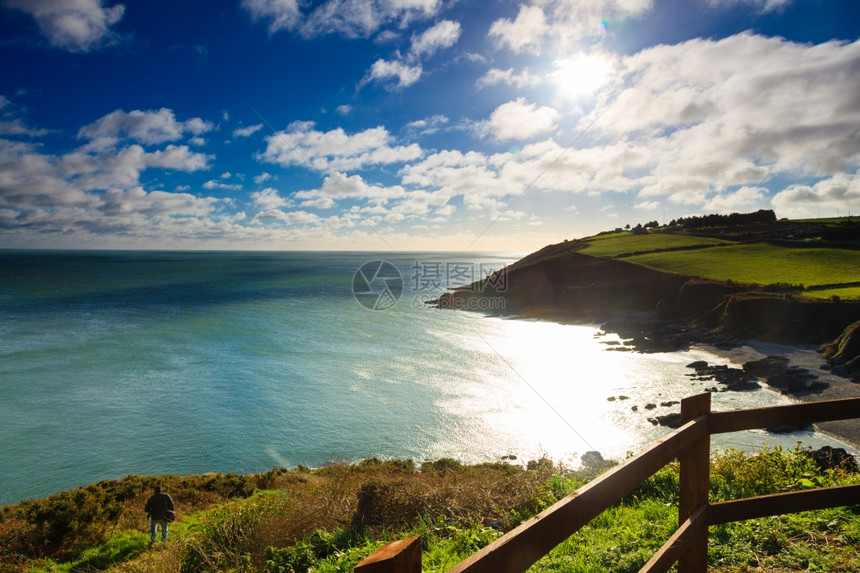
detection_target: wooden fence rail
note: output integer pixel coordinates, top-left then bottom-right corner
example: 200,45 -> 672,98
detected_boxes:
355,393 -> 860,573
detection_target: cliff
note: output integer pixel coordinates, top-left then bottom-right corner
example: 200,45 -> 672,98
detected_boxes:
436,239 -> 860,376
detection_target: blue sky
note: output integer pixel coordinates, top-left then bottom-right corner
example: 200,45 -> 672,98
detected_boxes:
1,0 -> 858,251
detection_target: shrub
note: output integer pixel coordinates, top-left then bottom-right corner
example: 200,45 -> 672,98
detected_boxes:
181,500 -> 269,572
15,486 -> 124,559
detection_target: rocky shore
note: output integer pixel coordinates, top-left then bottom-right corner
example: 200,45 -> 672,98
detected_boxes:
433,239 -> 860,448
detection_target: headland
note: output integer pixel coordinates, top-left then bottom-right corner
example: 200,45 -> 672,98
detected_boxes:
435,211 -> 860,446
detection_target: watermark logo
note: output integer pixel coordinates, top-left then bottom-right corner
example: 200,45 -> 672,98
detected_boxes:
410,261 -> 507,293
352,260 -> 404,311
352,259 -> 508,310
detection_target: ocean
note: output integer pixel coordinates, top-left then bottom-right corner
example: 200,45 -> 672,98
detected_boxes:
0,250 -> 849,505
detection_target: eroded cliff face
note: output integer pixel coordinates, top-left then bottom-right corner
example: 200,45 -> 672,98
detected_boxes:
714,294 -> 860,344
440,243 -> 690,320
436,241 -> 860,370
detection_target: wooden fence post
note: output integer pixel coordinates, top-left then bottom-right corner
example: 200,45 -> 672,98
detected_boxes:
678,393 -> 711,572
355,535 -> 422,573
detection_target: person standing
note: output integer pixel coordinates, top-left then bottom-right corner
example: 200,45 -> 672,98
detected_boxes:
144,485 -> 175,543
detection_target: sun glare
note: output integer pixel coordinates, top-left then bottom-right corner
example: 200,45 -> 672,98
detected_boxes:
550,53 -> 614,100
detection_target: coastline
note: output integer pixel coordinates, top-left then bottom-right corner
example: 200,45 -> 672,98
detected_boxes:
589,310 -> 860,452
479,306 -> 860,453
694,339 -> 860,450
432,234 -> 860,453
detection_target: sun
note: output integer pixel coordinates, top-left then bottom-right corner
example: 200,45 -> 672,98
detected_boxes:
550,53 -> 614,100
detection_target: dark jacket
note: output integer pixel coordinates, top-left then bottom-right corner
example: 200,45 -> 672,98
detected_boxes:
144,491 -> 175,520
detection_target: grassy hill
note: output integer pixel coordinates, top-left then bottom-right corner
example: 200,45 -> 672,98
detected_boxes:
579,219 -> 860,300
1,448 -> 858,572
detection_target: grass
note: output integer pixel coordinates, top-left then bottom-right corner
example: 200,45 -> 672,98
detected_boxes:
623,243 -> 860,293
806,287 -> 860,300
2,447 -> 859,573
580,232 -> 730,258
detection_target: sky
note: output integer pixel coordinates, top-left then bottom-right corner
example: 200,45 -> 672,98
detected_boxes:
0,0 -> 859,251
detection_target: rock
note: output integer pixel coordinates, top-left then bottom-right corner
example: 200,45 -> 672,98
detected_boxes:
743,355 -> 789,377
822,320 -> 860,376
743,356 -> 827,395
686,360 -> 709,370
607,396 -> 617,402
660,400 -> 680,407
631,405 -> 639,412
648,413 -> 682,428
765,424 -> 813,434
686,361 -> 757,391
644,403 -> 656,410
723,379 -> 761,392
806,446 -> 859,473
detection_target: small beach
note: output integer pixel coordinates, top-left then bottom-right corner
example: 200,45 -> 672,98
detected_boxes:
695,340 -> 860,449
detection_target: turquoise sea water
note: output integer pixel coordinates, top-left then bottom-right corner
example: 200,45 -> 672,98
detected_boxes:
0,251 -> 849,505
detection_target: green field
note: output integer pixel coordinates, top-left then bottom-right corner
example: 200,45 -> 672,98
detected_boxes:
581,232 -> 731,257
623,242 -> 860,298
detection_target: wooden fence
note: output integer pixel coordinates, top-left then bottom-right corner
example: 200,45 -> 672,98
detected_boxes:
355,393 -> 860,573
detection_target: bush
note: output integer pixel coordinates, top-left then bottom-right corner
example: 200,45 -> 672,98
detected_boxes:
15,486 -> 125,559
181,500 -> 269,572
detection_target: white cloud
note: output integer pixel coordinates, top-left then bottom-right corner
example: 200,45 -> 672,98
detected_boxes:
634,200 -> 660,210
78,108 -> 214,148
294,172 -> 406,205
98,187 -> 216,217
579,33 -> 860,207
0,125 -> 212,222
58,143 -> 212,192
365,58 -> 423,90
240,0 -> 301,34
3,0 -> 125,52
300,196 -> 335,209
772,173 -> 860,218
253,208 -> 320,225
704,186 -> 767,212
360,19 -> 459,91
410,19 -> 460,58
251,187 -> 288,209
0,118 -> 53,137
488,4 -> 548,55
336,105 -> 352,115
405,114 -> 448,135
399,149 -> 524,209
476,67 -> 541,89
708,0 -> 793,14
203,180 -> 243,191
242,0 -> 441,39
478,98 -> 560,142
233,123 -> 264,138
0,135 -> 221,244
260,122 -> 422,172
488,1 -> 651,55
147,145 -> 212,171
0,139 -> 90,208
254,172 -> 273,184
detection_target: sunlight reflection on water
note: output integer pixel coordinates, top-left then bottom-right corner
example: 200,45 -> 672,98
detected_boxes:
419,314 -> 857,468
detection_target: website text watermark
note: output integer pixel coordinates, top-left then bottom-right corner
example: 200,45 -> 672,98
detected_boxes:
352,259 -> 509,311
